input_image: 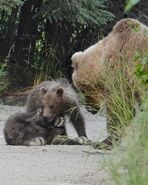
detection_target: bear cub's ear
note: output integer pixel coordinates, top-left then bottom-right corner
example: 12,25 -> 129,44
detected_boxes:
56,88 -> 64,97
40,87 -> 48,95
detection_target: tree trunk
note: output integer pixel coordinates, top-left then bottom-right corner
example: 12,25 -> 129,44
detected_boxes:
9,0 -> 42,87
0,7 -> 18,60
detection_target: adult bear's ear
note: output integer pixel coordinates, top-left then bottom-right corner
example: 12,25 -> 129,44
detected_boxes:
71,51 -> 83,69
40,87 -> 47,95
56,88 -> 63,97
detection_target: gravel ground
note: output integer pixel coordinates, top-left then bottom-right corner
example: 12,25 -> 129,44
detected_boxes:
0,104 -> 112,185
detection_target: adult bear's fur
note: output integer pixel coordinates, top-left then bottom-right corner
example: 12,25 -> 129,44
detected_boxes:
71,18 -> 148,147
71,18 -> 148,107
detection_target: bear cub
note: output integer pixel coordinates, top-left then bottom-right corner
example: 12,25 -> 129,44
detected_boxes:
26,78 -> 87,138
4,109 -> 66,146
4,78 -> 88,146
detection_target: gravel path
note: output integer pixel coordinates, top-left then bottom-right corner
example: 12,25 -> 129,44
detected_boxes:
0,104 -> 111,185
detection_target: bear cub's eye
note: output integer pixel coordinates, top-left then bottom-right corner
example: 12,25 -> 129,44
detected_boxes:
49,105 -> 54,109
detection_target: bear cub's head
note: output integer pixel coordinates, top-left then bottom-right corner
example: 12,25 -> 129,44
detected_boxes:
40,87 -> 64,122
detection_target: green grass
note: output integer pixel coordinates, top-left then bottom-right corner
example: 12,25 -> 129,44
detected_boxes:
94,57 -> 145,143
109,105 -> 148,185
33,44 -> 64,86
102,55 -> 148,184
105,68 -> 142,139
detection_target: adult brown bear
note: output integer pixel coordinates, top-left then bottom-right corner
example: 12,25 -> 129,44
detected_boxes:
71,18 -> 148,148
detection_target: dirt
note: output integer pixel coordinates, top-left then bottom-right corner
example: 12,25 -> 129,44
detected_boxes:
0,104 -> 112,185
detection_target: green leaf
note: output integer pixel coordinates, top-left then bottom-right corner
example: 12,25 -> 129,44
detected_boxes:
125,0 -> 140,12
141,56 -> 147,65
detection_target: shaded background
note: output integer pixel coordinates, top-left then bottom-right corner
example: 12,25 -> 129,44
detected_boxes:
0,0 -> 147,88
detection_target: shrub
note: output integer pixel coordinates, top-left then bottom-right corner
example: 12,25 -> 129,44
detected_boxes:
109,102 -> 148,185
0,63 -> 9,94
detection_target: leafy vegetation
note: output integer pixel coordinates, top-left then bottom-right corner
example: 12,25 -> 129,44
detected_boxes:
33,0 -> 114,83
0,0 -> 115,86
102,52 -> 148,184
0,0 -> 147,87
103,2 -> 148,184
0,0 -> 23,13
0,63 -> 9,94
109,103 -> 148,185
38,0 -> 114,26
125,0 -> 140,12
134,52 -> 148,84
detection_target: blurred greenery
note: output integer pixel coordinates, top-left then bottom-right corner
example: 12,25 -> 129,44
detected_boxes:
0,0 -> 115,86
0,63 -> 9,94
0,0 -> 23,13
0,0 -> 147,87
109,106 -> 148,185
125,0 -> 140,12
134,52 -> 148,84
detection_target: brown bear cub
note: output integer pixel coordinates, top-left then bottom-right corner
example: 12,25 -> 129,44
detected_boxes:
4,78 -> 88,146
4,109 -> 66,146
26,78 -> 87,138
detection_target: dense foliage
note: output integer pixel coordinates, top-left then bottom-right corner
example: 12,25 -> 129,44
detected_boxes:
134,53 -> 148,84
0,0 -> 114,87
0,0 -> 147,88
109,97 -> 148,185
0,63 -> 8,94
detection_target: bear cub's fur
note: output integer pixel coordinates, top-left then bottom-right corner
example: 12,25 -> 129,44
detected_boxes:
4,78 -> 87,146
4,109 -> 65,146
26,78 -> 87,138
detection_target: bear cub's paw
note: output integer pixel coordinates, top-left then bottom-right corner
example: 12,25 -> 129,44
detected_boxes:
28,137 -> 46,146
